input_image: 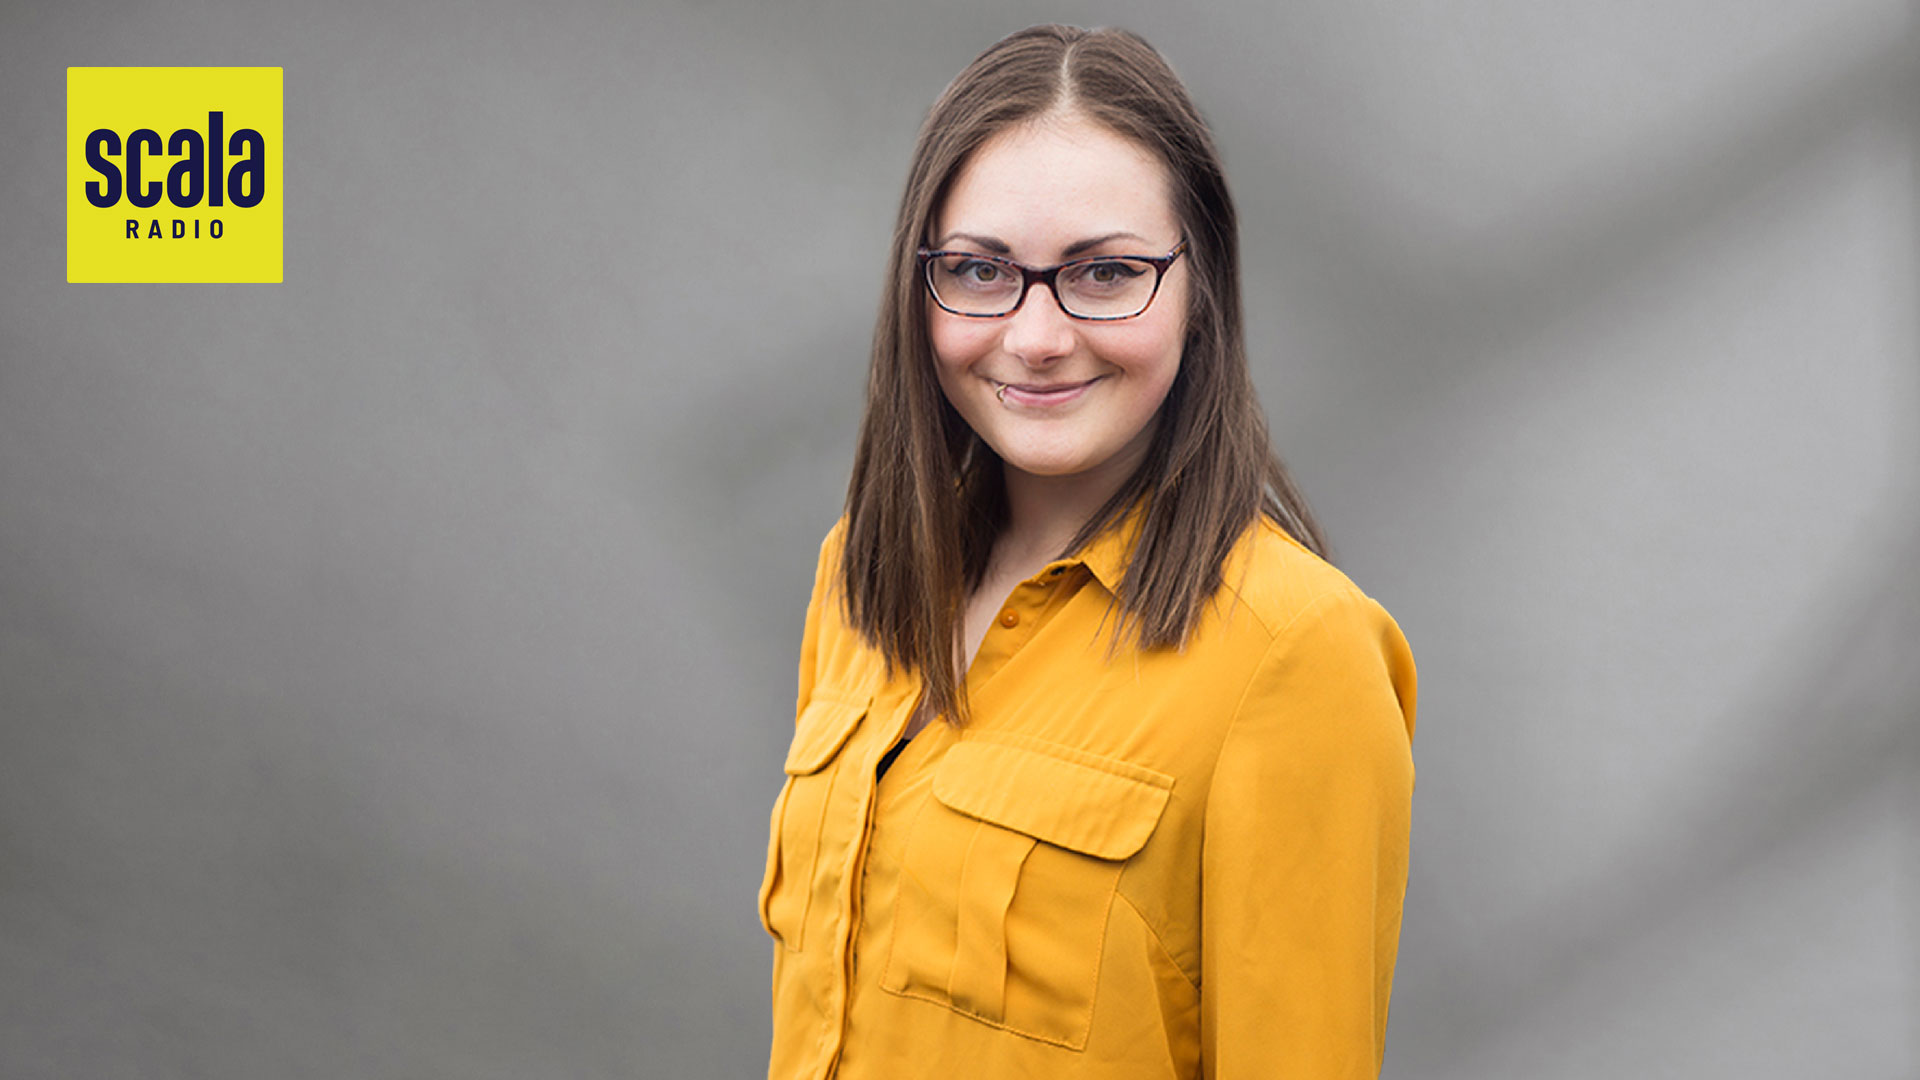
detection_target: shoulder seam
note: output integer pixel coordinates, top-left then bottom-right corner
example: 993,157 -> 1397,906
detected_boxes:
1211,518 -> 1360,642
1214,586 -> 1366,768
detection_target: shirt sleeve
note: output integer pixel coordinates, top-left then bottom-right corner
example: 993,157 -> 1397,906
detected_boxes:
793,522 -> 843,723
1200,586 -> 1419,1079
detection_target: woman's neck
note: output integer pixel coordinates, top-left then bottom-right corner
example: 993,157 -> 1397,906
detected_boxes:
996,436 -> 1150,570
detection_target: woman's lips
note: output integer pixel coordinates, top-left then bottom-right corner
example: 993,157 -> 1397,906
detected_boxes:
993,377 -> 1099,408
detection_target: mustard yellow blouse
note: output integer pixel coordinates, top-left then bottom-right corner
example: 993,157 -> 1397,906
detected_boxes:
760,510 -> 1418,1079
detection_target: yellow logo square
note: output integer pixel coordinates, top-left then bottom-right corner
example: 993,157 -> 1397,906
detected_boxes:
67,67 -> 283,283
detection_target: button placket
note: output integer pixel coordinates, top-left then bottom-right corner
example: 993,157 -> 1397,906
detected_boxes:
1001,572 -> 1064,647
968,563 -> 1085,692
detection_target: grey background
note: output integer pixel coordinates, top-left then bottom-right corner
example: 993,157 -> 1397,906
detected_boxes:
2,1 -> 1914,1077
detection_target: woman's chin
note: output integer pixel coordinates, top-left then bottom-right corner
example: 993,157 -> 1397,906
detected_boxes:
998,451 -> 1099,481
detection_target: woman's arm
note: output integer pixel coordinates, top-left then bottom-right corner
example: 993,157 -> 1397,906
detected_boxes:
1200,586 -> 1419,1078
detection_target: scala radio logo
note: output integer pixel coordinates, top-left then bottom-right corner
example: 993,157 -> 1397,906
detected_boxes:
67,67 -> 282,283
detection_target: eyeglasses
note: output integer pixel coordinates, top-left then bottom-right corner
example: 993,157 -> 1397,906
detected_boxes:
917,241 -> 1188,321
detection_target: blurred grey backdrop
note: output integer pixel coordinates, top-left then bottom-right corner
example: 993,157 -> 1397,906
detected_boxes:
2,1 -> 1915,1077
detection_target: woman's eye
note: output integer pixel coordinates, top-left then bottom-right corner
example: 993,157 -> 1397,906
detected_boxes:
1072,260 -> 1146,287
955,260 -> 1002,284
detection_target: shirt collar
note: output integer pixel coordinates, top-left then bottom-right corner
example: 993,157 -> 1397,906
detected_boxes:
1055,498 -> 1148,594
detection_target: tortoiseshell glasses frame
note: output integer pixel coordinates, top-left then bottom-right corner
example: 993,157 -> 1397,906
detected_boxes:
916,241 -> 1188,321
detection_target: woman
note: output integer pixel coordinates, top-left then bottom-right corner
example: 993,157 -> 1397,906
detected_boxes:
760,25 -> 1417,1079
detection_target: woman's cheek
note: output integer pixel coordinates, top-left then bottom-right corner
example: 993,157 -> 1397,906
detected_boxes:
929,319 -> 993,374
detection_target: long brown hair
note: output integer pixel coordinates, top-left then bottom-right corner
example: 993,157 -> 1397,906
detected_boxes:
841,24 -> 1326,723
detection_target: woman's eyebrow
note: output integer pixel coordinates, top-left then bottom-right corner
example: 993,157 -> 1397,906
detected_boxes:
1060,231 -> 1149,258
931,231 -> 1152,258
933,232 -> 1011,254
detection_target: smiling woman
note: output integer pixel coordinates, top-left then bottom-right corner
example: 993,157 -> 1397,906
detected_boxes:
762,25 -> 1419,1080
926,115 -> 1187,498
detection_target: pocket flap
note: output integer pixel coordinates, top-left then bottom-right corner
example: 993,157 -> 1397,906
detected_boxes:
932,739 -> 1172,859
784,695 -> 870,775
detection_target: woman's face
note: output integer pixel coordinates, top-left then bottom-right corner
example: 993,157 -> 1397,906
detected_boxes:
928,112 -> 1187,489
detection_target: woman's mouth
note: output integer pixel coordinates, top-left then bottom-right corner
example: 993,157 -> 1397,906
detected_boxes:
992,377 -> 1099,408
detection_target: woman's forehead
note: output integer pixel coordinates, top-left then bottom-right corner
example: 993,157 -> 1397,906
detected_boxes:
934,114 -> 1178,260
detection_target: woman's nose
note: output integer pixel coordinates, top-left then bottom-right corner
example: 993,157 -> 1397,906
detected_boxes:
1000,281 -> 1076,366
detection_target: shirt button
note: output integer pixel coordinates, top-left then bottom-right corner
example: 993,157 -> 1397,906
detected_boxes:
999,609 -> 1020,628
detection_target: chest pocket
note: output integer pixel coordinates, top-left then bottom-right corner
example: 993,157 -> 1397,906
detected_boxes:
881,734 -> 1173,1049
758,692 -> 870,952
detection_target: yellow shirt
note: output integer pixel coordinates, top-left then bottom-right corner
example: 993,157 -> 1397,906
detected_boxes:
761,510 -> 1418,1079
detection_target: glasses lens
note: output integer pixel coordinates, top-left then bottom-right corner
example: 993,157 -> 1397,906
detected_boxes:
1057,258 -> 1159,318
927,253 -> 1022,315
